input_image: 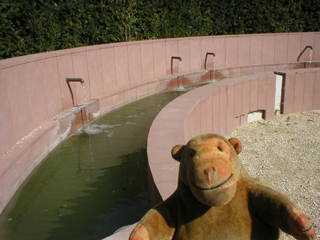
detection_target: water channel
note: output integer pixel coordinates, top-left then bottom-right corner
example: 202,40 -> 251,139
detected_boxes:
0,85 -> 202,240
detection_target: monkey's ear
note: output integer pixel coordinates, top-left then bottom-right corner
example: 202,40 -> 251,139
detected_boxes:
171,145 -> 185,162
228,138 -> 242,154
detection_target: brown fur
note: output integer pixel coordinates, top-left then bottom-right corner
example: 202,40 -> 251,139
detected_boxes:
130,134 -> 316,240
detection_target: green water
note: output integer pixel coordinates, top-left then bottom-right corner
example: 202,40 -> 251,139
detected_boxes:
0,89 -> 191,240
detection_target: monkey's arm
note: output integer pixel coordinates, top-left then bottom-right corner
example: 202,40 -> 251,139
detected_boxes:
250,181 -> 316,240
129,195 -> 177,240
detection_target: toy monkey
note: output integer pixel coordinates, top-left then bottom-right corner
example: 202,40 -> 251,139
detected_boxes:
130,134 -> 316,240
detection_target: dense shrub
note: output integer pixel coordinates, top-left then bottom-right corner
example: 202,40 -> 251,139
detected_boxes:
1,0 -> 319,59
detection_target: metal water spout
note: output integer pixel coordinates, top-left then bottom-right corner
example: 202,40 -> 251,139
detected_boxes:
171,56 -> 182,75
172,56 -> 182,61
205,52 -> 215,70
297,46 -> 313,62
66,78 -> 85,106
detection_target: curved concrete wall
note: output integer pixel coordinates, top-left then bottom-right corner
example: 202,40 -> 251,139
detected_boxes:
0,32 -> 319,221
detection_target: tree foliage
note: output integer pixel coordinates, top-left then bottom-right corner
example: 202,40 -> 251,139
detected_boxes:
1,0 -> 319,59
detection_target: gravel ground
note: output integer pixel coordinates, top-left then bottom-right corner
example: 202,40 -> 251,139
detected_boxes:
228,110 -> 320,240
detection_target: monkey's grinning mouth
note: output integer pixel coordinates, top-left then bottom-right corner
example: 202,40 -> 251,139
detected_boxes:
192,174 -> 234,191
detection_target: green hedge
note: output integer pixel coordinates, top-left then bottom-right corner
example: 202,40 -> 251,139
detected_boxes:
1,0 -> 319,59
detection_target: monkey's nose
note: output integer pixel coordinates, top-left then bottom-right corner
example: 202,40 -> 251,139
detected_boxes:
204,168 -> 215,186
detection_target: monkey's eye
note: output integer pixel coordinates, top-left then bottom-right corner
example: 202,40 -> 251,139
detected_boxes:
218,146 -> 223,152
190,150 -> 196,157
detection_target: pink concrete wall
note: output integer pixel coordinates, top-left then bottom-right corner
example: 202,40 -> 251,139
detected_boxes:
1,32 -> 319,157
1,32 -> 320,216
184,68 -> 320,141
282,69 -> 320,114
183,74 -> 273,156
